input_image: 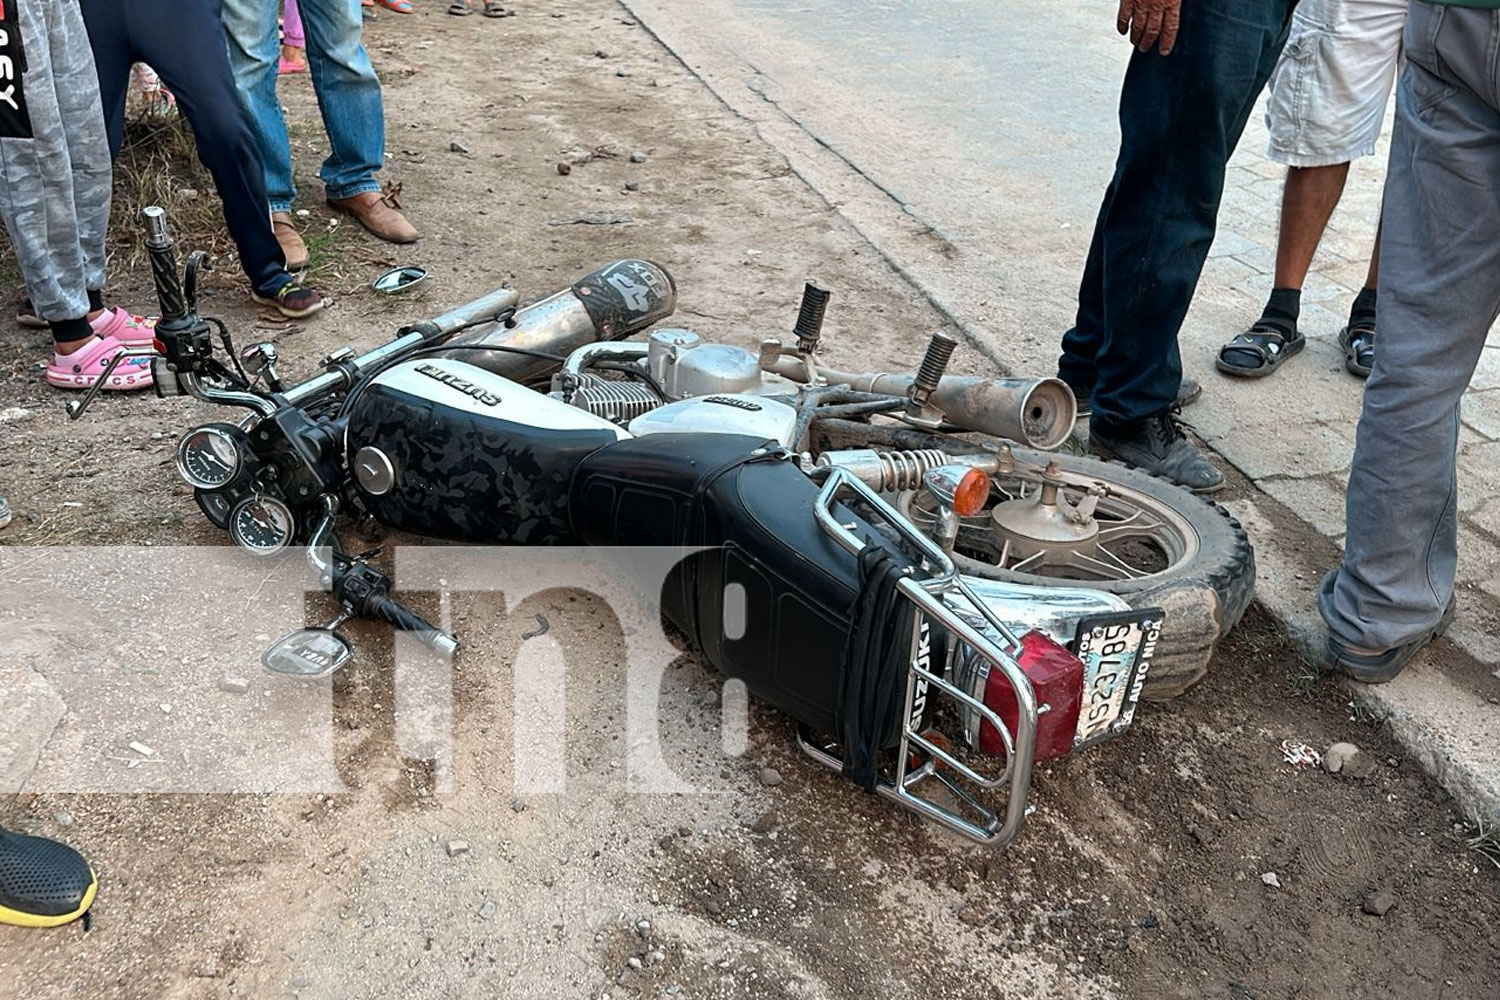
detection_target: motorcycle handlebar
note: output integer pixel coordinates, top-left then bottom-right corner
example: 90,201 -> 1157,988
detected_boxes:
365,593 -> 460,659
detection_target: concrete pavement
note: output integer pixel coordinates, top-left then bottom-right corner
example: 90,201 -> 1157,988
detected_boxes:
619,0 -> 1500,823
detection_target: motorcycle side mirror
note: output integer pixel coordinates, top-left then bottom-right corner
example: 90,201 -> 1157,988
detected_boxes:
262,628 -> 355,679
371,266 -> 428,295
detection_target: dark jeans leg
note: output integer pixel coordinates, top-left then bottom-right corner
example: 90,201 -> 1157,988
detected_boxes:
1059,0 -> 1297,426
76,0 -> 131,157
83,0 -> 289,295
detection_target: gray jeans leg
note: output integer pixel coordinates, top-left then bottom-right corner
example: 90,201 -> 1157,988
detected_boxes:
0,0 -> 107,325
1320,3 -> 1500,651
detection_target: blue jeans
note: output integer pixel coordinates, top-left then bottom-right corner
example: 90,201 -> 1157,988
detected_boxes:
81,0 -> 290,297
221,0 -> 384,210
1058,0 -> 1298,428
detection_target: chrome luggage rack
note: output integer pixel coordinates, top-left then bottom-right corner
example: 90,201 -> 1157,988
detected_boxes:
801,468 -> 1039,848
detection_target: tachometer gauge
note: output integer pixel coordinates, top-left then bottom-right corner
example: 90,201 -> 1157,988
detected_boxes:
229,496 -> 295,557
176,424 -> 245,489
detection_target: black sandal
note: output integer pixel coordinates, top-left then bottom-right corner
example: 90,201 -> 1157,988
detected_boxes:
448,0 -> 474,14
1215,325 -> 1305,379
1339,320 -> 1375,378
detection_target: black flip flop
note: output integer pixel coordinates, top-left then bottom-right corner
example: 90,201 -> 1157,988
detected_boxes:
1215,325 -> 1305,379
1339,321 -> 1375,379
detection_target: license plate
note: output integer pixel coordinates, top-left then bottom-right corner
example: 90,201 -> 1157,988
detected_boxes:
1070,609 -> 1165,749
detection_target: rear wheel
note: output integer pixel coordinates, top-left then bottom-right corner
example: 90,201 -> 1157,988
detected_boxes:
896,449 -> 1255,699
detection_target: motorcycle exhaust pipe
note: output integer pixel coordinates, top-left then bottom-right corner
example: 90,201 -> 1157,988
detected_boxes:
435,259 -> 676,382
765,355 -> 1077,450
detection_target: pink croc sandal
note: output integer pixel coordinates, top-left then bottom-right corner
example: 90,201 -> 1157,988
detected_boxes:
91,306 -> 158,349
47,335 -> 154,391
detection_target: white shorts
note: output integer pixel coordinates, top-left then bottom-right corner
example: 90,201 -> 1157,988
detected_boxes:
1264,0 -> 1409,168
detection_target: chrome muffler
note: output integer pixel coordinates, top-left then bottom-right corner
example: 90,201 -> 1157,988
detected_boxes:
435,260 -> 676,382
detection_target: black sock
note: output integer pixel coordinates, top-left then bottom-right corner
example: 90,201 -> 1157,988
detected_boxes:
1256,287 -> 1301,338
1350,287 -> 1377,329
49,316 -> 92,345
87,289 -> 105,313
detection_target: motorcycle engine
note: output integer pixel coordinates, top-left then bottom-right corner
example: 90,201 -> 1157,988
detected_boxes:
553,327 -> 785,424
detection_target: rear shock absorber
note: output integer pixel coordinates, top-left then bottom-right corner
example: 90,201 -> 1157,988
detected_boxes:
816,448 -> 1001,492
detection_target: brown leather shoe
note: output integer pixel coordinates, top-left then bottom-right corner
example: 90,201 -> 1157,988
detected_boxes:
271,211 -> 309,271
327,185 -> 419,244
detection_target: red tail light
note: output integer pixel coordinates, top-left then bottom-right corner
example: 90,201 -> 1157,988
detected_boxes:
978,631 -> 1083,760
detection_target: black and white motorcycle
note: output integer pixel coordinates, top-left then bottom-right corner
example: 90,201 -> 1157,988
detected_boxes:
70,208 -> 1254,848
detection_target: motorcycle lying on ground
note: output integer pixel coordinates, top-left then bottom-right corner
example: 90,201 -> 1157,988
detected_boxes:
68,208 -> 1254,849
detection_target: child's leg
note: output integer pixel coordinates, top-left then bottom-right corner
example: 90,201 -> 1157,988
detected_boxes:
284,0 -> 305,48
47,0 -> 114,309
0,0 -> 93,346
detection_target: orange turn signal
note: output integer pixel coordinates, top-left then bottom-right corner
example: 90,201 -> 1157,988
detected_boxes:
952,468 -> 990,517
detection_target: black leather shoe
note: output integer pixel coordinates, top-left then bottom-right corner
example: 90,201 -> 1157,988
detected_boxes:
1071,376 -> 1201,419
1088,410 -> 1224,493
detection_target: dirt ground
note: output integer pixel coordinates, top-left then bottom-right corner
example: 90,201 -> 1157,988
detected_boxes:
1,3 -> 1498,999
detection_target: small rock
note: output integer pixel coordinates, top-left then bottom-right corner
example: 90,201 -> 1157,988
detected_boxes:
630,150 -> 648,164
446,840 -> 470,857
617,68 -> 632,77
624,180 -> 640,192
625,955 -> 643,971
750,810 -> 778,834
758,767 -> 782,787
648,950 -> 665,965
53,810 -> 74,828
1139,912 -> 1159,929
1230,802 -> 1253,820
218,674 -> 250,695
511,797 -> 527,813
450,140 -> 470,154
1324,742 -> 1361,774
1362,889 -> 1396,917
556,162 -> 572,176
177,188 -> 200,201
478,900 -> 496,921
1260,871 -> 1282,889
595,49 -> 610,58
128,741 -> 155,757
636,918 -> 651,935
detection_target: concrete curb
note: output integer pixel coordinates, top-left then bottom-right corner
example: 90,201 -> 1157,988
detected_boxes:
618,0 -> 1500,826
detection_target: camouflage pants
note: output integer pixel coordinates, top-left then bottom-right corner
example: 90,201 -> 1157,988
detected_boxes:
0,0 -> 111,336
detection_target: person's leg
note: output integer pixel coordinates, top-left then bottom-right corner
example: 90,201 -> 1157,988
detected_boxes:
1272,163 -> 1352,288
0,0 -> 93,346
297,0 -> 383,202
1223,0 -> 1408,376
1321,3 -> 1500,668
280,0 -> 306,72
1067,0 -> 1296,488
49,0 -> 116,321
222,0 -> 297,212
75,0 -> 134,158
129,0 -> 292,297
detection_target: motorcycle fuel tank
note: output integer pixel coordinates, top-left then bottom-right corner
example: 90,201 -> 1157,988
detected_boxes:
626,394 -> 799,447
344,359 -> 629,544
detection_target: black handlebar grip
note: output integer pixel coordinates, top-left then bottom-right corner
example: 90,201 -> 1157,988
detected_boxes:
367,594 -> 460,658
148,242 -> 188,323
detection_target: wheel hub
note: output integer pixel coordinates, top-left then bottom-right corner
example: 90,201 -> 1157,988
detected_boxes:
988,461 -> 1100,561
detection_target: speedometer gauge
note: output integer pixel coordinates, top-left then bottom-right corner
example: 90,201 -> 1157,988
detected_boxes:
176,424 -> 245,489
229,496 -> 295,557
